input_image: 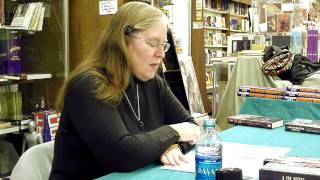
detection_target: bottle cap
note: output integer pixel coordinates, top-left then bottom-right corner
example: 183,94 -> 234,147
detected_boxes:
216,168 -> 242,180
203,119 -> 215,128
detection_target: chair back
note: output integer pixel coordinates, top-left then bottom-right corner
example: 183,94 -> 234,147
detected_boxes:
10,141 -> 54,180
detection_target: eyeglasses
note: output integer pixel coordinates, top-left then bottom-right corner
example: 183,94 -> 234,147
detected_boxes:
129,35 -> 171,53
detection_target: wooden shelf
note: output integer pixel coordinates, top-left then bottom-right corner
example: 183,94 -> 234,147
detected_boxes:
204,26 -> 229,31
203,8 -> 228,14
191,0 -> 251,114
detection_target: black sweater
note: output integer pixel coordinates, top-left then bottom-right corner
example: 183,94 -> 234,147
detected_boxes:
49,74 -> 195,180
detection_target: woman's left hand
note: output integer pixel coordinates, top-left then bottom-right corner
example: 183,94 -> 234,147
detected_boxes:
160,144 -> 188,166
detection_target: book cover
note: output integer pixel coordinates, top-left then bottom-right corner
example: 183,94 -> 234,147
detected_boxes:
179,57 -> 205,114
285,118 -> 320,134
277,13 -> 290,32
267,13 -> 278,32
260,156 -> 320,180
228,114 -> 284,129
204,15 -> 211,27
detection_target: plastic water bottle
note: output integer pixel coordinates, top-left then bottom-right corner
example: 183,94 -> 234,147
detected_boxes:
195,119 -> 222,180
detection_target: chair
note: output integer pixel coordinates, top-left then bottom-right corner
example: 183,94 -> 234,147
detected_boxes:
10,141 -> 54,180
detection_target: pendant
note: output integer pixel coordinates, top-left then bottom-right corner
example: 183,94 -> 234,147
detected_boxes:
137,121 -> 144,131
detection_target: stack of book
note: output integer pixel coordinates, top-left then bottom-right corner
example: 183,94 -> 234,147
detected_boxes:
228,114 -> 284,129
284,86 -> 320,103
237,86 -> 320,104
285,118 -> 320,134
237,86 -> 285,100
260,156 -> 320,179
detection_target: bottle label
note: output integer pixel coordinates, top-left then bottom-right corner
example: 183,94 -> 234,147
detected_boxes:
195,155 -> 222,180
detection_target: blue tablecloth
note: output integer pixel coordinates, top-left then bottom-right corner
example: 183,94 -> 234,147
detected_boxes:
98,125 -> 320,180
239,97 -> 320,123
98,97 -> 320,179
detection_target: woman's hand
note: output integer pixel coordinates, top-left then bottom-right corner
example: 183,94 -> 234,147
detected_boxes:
169,122 -> 201,144
160,144 -> 188,166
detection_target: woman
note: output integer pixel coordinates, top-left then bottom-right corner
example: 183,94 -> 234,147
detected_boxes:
49,2 -> 200,179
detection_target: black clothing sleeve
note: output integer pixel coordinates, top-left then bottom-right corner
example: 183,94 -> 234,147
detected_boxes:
50,74 -> 196,180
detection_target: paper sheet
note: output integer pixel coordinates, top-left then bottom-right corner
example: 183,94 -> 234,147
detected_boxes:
160,142 -> 291,179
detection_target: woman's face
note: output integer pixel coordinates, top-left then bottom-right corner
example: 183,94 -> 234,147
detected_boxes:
127,22 -> 168,81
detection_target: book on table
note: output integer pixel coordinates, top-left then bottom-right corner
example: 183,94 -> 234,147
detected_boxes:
228,114 -> 283,129
260,156 -> 320,180
285,118 -> 320,134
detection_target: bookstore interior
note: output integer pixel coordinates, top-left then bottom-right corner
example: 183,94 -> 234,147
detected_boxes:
0,0 -> 320,179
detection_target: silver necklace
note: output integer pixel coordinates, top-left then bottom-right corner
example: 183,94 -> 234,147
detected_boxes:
123,84 -> 144,130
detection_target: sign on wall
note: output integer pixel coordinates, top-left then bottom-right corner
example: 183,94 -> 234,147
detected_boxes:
99,0 -> 118,15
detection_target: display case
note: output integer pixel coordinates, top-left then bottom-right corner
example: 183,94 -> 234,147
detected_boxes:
0,0 -> 68,131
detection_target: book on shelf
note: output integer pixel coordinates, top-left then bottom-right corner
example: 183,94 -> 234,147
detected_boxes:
0,73 -> 52,80
228,114 -> 284,129
259,156 -> 320,180
19,73 -> 52,80
10,2 -> 44,31
0,74 -> 20,80
285,118 -> 320,134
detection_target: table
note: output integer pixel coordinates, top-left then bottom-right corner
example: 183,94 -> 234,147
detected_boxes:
97,125 -> 320,180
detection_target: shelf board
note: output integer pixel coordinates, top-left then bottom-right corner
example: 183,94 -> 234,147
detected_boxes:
206,86 -> 213,93
205,45 -> 228,48
204,26 -> 228,31
229,29 -> 249,33
203,8 -> 228,14
229,13 -> 248,18
0,126 -> 20,135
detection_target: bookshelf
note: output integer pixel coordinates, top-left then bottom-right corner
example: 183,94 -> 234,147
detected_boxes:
191,0 -> 251,115
0,0 -> 68,133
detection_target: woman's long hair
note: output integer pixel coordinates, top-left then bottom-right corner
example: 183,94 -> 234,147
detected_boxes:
55,2 -> 167,111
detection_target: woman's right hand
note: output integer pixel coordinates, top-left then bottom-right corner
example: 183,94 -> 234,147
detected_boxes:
169,122 -> 201,144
